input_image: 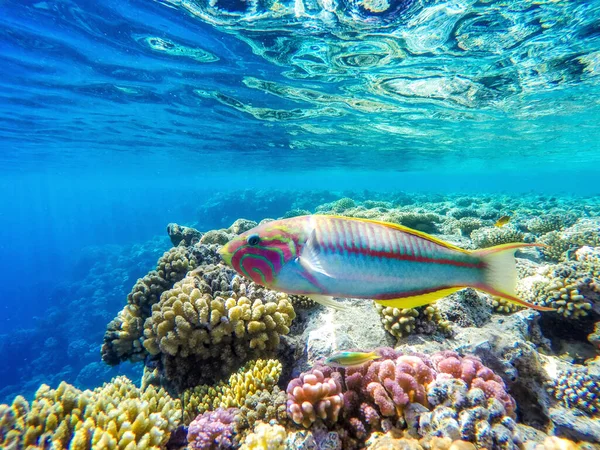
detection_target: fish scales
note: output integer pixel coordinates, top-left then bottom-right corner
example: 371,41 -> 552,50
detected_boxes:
310,216 -> 481,299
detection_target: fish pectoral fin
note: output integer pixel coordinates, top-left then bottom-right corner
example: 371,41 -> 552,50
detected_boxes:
308,295 -> 349,311
298,229 -> 333,278
374,287 -> 462,309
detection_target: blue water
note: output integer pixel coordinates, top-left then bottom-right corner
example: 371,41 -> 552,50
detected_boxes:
1,0 -> 600,403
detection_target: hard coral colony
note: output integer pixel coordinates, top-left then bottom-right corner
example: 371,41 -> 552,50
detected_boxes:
2,194 -> 600,449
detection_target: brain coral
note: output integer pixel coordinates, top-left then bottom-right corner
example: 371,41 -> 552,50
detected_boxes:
143,264 -> 295,390
102,245 -> 220,365
0,376 -> 181,450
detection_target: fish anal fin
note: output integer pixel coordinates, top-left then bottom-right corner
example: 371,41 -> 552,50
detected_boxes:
374,287 -> 462,309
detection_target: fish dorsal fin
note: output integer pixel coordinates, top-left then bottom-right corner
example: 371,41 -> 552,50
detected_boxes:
374,287 -> 463,309
298,227 -> 333,278
319,214 -> 469,253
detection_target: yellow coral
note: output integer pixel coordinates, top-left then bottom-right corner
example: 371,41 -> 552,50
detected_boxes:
376,304 -> 452,338
0,377 -> 181,450
182,359 -> 282,424
102,246 -> 199,365
240,422 -> 286,450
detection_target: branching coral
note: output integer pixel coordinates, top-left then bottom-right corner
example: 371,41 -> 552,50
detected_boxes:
470,227 -> 525,249
142,263 -> 295,390
286,369 -> 344,428
538,220 -> 600,262
187,407 -> 238,450
182,359 -> 282,425
167,223 -> 202,246
240,422 -> 287,450
490,297 -> 521,314
0,377 -> 181,450
101,245 -> 210,365
286,349 -> 518,449
234,386 -> 288,434
546,367 -> 600,416
525,259 -> 599,318
376,304 -> 453,339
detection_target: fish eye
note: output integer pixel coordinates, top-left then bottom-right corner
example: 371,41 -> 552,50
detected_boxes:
247,234 -> 260,246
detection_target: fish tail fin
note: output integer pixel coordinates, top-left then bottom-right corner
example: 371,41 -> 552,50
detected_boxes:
369,351 -> 382,360
472,243 -> 555,312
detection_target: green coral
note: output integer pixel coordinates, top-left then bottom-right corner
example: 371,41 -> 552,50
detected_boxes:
101,246 -> 200,365
181,359 -> 282,424
142,265 -> 295,390
375,304 -> 452,338
470,226 -> 525,248
547,367 -> 600,416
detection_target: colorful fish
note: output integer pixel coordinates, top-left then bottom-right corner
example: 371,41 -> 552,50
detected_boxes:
494,215 -> 511,227
325,351 -> 381,368
219,215 -> 553,311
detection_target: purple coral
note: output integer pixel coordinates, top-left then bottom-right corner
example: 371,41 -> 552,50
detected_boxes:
187,408 -> 238,449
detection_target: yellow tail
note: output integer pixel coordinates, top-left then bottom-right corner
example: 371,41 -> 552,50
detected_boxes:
472,243 -> 555,311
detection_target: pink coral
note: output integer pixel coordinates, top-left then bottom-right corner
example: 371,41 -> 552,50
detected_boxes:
286,369 -> 344,428
433,350 -> 515,417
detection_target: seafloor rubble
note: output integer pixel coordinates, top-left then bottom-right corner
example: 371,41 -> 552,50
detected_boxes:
1,193 -> 600,449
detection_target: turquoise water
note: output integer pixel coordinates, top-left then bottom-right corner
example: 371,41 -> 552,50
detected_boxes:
1,0 -> 600,447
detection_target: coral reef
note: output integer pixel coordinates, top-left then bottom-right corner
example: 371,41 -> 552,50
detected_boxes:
521,256 -> 599,318
102,245 -> 206,365
187,407 -> 237,449
234,386 -> 288,434
538,220 -> 600,262
0,376 -> 180,449
286,369 -> 344,428
182,359 -> 282,424
470,226 -> 525,249
376,304 -> 453,339
167,223 -> 202,246
546,367 -> 599,416
285,349 -> 519,448
240,422 -> 287,450
143,264 -> 295,389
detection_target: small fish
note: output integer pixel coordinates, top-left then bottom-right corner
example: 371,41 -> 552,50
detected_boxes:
325,351 -> 381,368
219,215 -> 554,312
494,215 -> 511,227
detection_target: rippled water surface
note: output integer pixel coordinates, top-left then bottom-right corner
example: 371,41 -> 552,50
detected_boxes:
2,0 -> 600,172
